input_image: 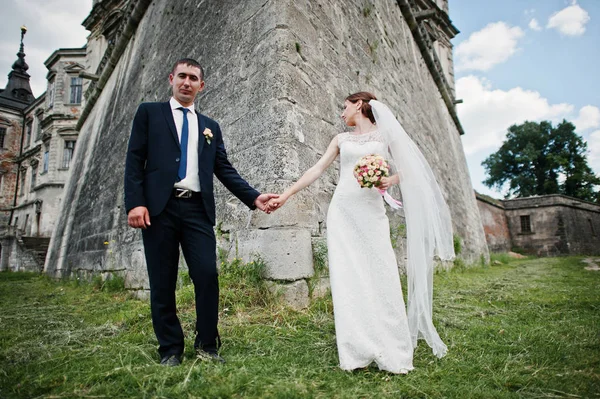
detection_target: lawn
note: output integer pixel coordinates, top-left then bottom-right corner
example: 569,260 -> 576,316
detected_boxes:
0,256 -> 598,398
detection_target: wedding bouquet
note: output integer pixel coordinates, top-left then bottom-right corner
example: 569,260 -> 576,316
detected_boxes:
353,154 -> 402,209
353,154 -> 390,188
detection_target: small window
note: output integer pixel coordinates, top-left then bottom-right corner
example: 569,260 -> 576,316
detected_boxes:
19,170 -> 26,196
48,82 -> 55,108
30,165 -> 37,190
70,77 -> 83,104
520,215 -> 531,233
36,115 -> 43,140
42,150 -> 49,173
62,140 -> 76,169
0,127 -> 6,148
26,121 -> 32,147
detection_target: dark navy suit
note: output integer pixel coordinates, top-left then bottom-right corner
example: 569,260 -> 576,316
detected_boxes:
124,101 -> 259,358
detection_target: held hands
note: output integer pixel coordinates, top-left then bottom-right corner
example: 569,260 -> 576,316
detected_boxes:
254,193 -> 280,214
128,206 -> 151,229
267,194 -> 289,210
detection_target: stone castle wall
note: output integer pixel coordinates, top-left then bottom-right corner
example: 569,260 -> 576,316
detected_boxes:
45,0 -> 489,294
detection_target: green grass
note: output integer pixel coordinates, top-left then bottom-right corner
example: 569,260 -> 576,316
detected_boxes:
0,256 -> 598,398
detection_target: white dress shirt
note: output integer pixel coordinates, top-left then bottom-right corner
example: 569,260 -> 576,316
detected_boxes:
170,97 -> 201,192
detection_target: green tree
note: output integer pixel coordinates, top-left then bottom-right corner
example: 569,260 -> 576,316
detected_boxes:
482,120 -> 600,202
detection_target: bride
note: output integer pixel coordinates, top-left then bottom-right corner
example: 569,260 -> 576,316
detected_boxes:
269,92 -> 455,374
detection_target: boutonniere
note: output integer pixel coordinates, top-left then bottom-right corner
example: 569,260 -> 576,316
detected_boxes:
202,128 -> 213,144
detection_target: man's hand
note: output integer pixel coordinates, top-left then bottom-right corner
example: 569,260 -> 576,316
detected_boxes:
254,193 -> 280,214
128,206 -> 151,229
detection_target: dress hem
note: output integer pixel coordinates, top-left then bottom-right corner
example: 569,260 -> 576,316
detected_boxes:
340,361 -> 414,375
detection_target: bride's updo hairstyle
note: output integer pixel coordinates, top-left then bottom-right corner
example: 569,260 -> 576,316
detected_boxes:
345,92 -> 377,124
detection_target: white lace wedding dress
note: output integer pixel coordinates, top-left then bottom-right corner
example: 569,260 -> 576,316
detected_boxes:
327,131 -> 414,374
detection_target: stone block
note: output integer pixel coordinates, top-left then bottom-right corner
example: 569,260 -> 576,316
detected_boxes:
232,228 -> 314,281
124,247 -> 148,290
268,279 -> 309,310
311,277 -> 331,299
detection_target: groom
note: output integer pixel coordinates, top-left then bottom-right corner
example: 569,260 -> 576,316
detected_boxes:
124,58 -> 277,366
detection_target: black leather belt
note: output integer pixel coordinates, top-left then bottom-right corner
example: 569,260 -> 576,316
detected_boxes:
173,188 -> 199,199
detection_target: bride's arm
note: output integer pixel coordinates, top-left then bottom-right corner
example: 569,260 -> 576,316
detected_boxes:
378,174 -> 400,190
271,135 -> 340,208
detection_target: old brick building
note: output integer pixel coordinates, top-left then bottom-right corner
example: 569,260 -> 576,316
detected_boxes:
0,27 -> 34,228
0,27 -> 87,271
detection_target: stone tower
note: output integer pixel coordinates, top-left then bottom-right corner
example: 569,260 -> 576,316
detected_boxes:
0,27 -> 35,227
45,0 -> 489,299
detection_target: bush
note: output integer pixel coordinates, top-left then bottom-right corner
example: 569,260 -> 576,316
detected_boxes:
453,234 -> 462,255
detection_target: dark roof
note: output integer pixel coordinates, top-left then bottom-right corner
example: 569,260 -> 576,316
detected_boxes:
0,28 -> 34,110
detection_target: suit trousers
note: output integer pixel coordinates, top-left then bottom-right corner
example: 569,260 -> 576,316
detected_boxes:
142,192 -> 219,358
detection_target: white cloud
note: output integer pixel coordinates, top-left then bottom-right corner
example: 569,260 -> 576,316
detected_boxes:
524,8 -> 536,16
457,75 -> 574,155
574,105 -> 600,132
528,18 -> 542,31
586,130 -> 600,174
455,22 -> 524,72
547,2 -> 590,36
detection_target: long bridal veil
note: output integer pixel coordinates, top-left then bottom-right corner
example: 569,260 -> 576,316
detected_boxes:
370,100 -> 455,358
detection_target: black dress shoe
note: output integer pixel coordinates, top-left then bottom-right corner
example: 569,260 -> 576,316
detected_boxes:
196,348 -> 226,364
160,354 -> 182,367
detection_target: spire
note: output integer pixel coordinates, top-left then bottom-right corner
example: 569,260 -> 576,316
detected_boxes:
11,26 -> 30,74
0,26 -> 34,107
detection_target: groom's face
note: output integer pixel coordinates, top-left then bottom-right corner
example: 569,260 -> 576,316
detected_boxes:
169,64 -> 205,107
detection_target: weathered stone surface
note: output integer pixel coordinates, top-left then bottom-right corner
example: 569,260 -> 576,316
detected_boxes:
268,279 -> 310,310
311,277 -> 331,299
123,245 -> 146,289
44,0 -> 489,296
231,229 -> 314,281
504,195 -> 600,256
1,235 -> 40,272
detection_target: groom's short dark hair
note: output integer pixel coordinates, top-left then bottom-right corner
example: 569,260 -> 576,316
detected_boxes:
171,58 -> 204,80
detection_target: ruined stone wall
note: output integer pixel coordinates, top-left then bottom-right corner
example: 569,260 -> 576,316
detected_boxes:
45,0 -> 488,295
1,233 -> 40,272
504,195 -> 600,256
475,194 -> 511,253
505,207 -> 564,256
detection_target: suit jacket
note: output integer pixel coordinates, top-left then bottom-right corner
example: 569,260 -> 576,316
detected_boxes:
124,102 -> 260,225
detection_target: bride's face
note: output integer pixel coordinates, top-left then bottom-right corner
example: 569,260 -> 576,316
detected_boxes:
341,100 -> 361,126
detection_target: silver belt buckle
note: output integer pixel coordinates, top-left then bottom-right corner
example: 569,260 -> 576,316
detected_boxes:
175,188 -> 192,198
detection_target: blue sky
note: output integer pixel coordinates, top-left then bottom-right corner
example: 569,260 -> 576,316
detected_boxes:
450,0 -> 600,198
